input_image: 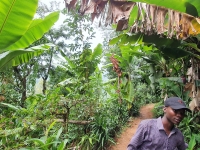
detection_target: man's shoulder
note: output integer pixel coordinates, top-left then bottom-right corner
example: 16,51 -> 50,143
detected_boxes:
174,127 -> 184,135
140,118 -> 157,126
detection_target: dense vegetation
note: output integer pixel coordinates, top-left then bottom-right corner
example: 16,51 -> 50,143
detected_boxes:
0,0 -> 200,150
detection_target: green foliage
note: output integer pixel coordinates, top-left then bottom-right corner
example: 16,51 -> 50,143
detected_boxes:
90,115 -> 115,150
1,1 -> 200,150
61,44 -> 102,79
187,134 -> 196,150
159,77 -> 190,101
0,0 -> 38,50
6,12 -> 59,50
21,125 -> 68,150
88,95 -> 129,150
0,1 -> 142,150
182,117 -> 200,150
152,101 -> 164,118
0,88 -> 62,149
0,44 -> 53,70
128,102 -> 140,117
78,134 -> 98,150
0,0 -> 59,70
61,7 -> 95,54
179,112 -> 200,142
187,134 -> 200,150
129,83 -> 160,117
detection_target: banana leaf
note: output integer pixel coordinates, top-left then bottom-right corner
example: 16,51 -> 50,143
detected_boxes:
0,0 -> 38,50
6,11 -> 60,50
0,43 -> 54,70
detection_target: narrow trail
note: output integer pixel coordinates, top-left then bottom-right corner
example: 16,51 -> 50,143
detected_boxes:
108,103 -> 155,150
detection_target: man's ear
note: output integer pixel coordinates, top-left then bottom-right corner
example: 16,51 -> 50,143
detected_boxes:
163,107 -> 167,112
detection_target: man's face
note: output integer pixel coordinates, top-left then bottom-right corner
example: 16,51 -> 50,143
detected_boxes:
164,107 -> 185,125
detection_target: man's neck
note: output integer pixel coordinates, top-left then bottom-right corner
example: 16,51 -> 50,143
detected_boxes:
161,116 -> 174,135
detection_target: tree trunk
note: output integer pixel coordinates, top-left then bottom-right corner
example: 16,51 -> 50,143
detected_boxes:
21,78 -> 27,107
42,78 -> 47,95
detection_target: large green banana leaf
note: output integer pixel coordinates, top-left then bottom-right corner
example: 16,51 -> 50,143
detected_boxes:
131,0 -> 200,17
6,11 -> 60,50
0,43 -> 54,70
0,0 -> 38,50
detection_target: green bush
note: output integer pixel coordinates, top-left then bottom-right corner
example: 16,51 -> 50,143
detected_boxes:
152,101 -> 164,118
179,112 -> 200,149
129,102 -> 140,117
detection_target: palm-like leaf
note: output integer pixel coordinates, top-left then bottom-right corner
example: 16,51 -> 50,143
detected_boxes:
0,0 -> 38,50
6,11 -> 60,50
0,1 -> 59,69
0,44 -> 54,70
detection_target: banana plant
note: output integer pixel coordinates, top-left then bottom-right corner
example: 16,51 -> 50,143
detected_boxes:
59,44 -> 102,84
110,33 -> 200,58
109,32 -> 194,95
0,43 -> 54,70
55,44 -> 103,132
58,44 -> 103,100
105,43 -> 148,108
0,0 -> 59,70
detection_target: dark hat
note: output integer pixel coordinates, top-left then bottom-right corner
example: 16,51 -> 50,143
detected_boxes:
164,97 -> 191,113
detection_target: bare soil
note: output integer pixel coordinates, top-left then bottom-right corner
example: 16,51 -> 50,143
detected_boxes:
108,103 -> 155,150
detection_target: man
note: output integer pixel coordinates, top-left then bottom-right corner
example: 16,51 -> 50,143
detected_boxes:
127,97 -> 191,150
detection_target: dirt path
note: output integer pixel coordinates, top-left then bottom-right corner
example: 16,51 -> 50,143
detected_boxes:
108,103 -> 155,150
